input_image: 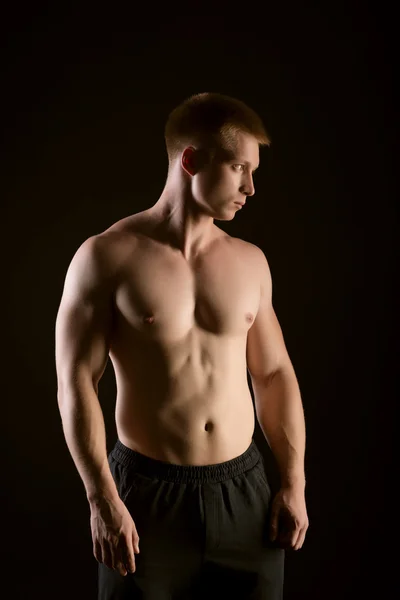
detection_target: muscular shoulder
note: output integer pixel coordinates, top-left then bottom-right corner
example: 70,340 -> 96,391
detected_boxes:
230,237 -> 270,288
73,229 -> 135,291
95,211 -> 147,255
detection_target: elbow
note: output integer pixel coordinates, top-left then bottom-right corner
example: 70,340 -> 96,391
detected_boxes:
251,362 -> 295,391
251,369 -> 278,392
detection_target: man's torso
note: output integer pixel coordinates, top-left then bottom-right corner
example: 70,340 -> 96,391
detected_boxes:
99,210 -> 262,466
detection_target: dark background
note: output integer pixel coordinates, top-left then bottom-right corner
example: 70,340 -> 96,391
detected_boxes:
1,4 -> 396,599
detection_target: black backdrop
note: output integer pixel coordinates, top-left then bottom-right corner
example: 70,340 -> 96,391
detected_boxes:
1,4 -> 396,599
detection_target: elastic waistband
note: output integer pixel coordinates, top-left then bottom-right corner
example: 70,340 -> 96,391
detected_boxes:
110,438 -> 262,484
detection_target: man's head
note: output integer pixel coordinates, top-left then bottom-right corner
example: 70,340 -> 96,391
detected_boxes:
164,92 -> 270,220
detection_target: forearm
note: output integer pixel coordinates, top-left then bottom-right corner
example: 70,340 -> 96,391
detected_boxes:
253,366 -> 306,488
57,381 -> 119,506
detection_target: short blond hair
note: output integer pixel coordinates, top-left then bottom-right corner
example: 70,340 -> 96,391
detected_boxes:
164,92 -> 271,169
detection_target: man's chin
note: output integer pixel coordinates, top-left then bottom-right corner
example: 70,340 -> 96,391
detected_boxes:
214,214 -> 236,222
216,203 -> 240,221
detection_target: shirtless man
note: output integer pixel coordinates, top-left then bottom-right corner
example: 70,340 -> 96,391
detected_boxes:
55,92 -> 308,599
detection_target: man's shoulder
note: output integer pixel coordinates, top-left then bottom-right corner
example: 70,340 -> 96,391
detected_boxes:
90,211 -> 150,252
76,220 -> 139,284
228,238 -> 268,284
99,211 -> 145,237
228,235 -> 262,259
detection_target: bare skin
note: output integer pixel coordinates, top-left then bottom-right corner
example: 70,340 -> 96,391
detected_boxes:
98,131 -> 262,466
58,131 -> 267,575
101,209 -> 261,466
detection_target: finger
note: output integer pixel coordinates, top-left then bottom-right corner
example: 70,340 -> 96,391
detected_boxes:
291,526 -> 303,550
294,528 -> 306,550
291,526 -> 302,549
102,542 -> 113,570
296,521 -> 309,549
276,522 -> 296,549
110,542 -> 127,576
117,537 -> 134,576
124,537 -> 137,573
131,524 -> 140,554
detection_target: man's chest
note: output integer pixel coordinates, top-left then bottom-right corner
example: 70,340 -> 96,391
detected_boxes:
113,239 -> 260,341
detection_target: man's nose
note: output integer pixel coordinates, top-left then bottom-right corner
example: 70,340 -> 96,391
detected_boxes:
241,174 -> 255,197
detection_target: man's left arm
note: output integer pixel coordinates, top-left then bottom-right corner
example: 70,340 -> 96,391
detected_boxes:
246,245 -> 309,550
252,363 -> 306,489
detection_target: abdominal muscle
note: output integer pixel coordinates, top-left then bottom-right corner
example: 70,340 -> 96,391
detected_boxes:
110,332 -> 256,466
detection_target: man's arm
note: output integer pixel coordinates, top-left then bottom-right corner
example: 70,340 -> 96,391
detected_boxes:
246,245 -> 306,489
55,234 -> 120,505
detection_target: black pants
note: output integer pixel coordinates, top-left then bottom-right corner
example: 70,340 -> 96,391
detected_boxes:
98,438 -> 284,599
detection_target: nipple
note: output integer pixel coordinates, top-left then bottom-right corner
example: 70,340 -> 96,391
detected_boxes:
143,314 -> 155,324
245,312 -> 254,323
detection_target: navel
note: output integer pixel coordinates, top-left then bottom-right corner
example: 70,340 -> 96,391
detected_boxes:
204,421 -> 213,432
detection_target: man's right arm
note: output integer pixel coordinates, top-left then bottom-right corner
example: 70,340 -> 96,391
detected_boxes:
55,234 -> 120,506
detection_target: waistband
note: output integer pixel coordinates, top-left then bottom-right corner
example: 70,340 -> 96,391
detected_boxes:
110,438 -> 262,484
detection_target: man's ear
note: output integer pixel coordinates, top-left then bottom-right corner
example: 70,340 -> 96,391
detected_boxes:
181,146 -> 197,176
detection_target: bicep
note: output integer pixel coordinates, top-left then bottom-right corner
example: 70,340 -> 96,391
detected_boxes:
246,247 -> 292,385
55,236 -> 114,393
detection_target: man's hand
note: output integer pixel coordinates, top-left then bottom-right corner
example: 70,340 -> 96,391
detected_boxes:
269,485 -> 309,550
90,495 -> 140,576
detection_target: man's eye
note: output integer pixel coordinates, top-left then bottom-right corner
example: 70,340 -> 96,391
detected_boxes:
233,164 -> 244,171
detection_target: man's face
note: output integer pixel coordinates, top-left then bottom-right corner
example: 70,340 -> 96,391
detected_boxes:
189,132 -> 260,220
